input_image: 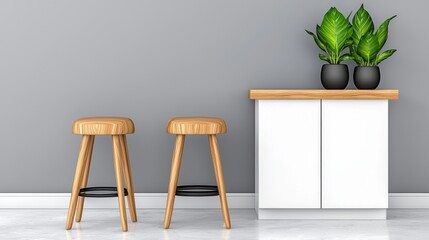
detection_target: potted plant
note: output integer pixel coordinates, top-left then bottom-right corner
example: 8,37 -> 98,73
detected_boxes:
351,4 -> 396,89
306,7 -> 353,89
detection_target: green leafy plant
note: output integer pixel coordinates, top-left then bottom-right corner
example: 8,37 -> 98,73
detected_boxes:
306,7 -> 353,64
351,4 -> 396,66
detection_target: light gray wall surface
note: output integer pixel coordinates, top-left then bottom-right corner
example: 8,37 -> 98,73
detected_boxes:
0,1 -> 423,193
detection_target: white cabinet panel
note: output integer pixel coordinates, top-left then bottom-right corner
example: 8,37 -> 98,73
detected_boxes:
257,100 -> 320,208
322,100 -> 388,208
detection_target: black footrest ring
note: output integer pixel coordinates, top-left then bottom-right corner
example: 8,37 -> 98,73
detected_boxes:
176,185 -> 219,197
79,187 -> 129,198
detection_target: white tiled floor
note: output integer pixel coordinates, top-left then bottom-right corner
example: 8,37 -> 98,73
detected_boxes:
1,209 -> 428,239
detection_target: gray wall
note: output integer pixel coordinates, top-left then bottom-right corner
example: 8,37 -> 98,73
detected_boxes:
0,0 -> 424,193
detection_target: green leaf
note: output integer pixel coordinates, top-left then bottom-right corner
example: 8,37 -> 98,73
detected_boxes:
346,12 -> 352,22
375,49 -> 397,65
305,29 -> 327,52
375,15 -> 396,52
317,7 -> 353,56
352,51 -> 365,66
340,32 -> 354,52
339,53 -> 354,62
352,4 -> 374,47
357,33 -> 380,64
319,54 -> 331,63
316,24 -> 331,52
345,38 -> 353,47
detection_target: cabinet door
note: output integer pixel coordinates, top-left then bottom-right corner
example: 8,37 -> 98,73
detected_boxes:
322,100 -> 388,208
257,100 -> 320,208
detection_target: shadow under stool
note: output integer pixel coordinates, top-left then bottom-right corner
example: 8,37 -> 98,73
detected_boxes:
65,117 -> 137,232
163,117 -> 231,229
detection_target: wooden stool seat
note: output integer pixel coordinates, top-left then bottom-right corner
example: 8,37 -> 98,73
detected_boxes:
66,117 -> 137,232
167,117 -> 227,135
164,116 -> 231,229
73,117 -> 135,135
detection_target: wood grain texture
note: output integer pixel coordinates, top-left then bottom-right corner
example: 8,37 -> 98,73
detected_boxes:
112,136 -> 128,232
248,89 -> 399,100
67,117 -> 137,231
66,135 -> 91,230
75,135 -> 95,222
73,117 -> 135,135
120,135 -> 137,222
167,117 -> 227,135
164,135 -> 186,229
164,117 -> 230,228
208,135 -> 231,229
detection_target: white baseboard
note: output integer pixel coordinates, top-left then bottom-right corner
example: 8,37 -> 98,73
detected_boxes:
257,209 -> 386,220
388,193 -> 429,208
0,193 -> 427,209
0,193 -> 254,209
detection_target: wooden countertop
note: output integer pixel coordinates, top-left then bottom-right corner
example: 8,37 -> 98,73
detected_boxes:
249,89 -> 399,100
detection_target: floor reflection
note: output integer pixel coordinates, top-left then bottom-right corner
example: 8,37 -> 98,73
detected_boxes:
1,209 -> 429,239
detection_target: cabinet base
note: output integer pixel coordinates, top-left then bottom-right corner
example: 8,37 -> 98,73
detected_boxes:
257,209 -> 386,220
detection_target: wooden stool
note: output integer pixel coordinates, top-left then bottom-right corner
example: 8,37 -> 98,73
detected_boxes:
163,117 -> 231,229
65,117 -> 137,232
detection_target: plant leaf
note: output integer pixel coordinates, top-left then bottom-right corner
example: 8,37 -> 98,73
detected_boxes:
316,24 -> 331,52
316,25 -> 336,61
346,12 -> 352,22
319,54 -> 331,63
352,52 -> 365,66
340,31 -> 354,52
375,49 -> 397,65
352,4 -> 374,48
345,38 -> 353,47
375,15 -> 396,52
357,33 -> 380,64
305,29 -> 327,52
339,53 -> 354,62
318,7 -> 353,56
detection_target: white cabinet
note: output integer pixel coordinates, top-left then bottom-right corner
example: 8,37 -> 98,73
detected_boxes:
250,90 -> 398,220
257,100 -> 320,209
322,100 -> 388,209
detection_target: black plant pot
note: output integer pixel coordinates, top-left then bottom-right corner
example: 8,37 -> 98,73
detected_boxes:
320,64 -> 349,89
353,66 -> 381,89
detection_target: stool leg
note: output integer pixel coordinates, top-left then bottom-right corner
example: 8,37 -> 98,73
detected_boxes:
209,137 -> 221,188
163,134 -> 185,229
112,135 -> 128,232
66,135 -> 91,230
208,135 -> 231,229
119,135 -> 137,222
75,135 -> 95,222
